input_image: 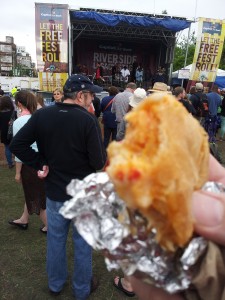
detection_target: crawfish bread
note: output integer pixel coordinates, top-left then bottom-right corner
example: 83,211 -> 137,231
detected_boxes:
106,93 -> 209,251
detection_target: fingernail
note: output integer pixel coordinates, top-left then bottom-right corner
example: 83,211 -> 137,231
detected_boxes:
192,192 -> 224,226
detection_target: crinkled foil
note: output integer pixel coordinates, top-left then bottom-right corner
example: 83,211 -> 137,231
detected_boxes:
59,174 -> 222,294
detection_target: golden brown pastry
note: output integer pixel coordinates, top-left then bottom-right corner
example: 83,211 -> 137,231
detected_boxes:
106,93 -> 209,251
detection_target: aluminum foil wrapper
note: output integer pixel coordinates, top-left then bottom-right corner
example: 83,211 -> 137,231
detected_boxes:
60,174 -> 223,294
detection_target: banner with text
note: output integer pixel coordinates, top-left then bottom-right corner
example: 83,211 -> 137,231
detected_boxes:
35,3 -> 68,91
190,17 -> 225,82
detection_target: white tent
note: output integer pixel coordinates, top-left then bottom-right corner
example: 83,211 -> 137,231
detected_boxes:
172,64 -> 225,88
172,64 -> 225,78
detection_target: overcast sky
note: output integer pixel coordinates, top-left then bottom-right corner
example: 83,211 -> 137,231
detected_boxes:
0,0 -> 225,63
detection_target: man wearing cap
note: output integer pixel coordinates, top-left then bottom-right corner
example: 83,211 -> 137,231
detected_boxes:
111,82 -> 137,139
189,83 -> 208,123
173,86 -> 196,115
10,74 -> 107,299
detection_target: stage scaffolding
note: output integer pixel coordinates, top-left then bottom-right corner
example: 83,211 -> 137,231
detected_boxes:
69,8 -> 192,82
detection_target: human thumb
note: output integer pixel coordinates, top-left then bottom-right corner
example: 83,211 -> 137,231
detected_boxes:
192,191 -> 225,246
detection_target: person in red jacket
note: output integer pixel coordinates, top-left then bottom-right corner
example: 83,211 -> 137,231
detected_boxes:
95,62 -> 104,86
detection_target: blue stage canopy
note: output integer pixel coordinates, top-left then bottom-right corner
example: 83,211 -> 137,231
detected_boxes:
215,76 -> 225,89
71,11 -> 191,32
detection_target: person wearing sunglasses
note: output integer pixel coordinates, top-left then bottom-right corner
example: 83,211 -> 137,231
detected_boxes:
52,88 -> 63,103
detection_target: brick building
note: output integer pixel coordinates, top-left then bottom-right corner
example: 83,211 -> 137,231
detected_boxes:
0,36 -> 32,76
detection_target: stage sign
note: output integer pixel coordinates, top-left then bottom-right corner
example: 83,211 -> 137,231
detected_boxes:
190,18 -> 225,82
35,3 -> 69,91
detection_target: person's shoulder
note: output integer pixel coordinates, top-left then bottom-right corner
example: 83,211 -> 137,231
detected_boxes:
102,95 -> 111,102
113,93 -> 122,100
34,104 -> 56,115
84,110 -> 100,124
192,92 -> 201,99
13,116 -> 24,126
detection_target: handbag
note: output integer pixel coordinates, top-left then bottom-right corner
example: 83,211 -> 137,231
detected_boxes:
7,110 -> 16,141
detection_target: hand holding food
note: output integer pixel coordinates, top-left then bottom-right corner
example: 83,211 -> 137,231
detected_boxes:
107,93 -> 209,251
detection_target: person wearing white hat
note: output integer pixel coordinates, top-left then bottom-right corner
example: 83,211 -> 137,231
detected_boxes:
116,88 -> 147,141
129,88 -> 147,108
189,82 -> 208,126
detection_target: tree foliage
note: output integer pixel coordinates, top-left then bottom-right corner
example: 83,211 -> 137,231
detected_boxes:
173,32 -> 196,72
219,42 -> 225,70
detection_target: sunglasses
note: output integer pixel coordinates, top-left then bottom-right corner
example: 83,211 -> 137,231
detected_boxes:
53,93 -> 61,96
82,91 -> 94,96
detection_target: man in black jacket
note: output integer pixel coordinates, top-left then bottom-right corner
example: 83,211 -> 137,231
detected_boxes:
173,86 -> 196,115
189,82 -> 208,125
10,74 -> 106,299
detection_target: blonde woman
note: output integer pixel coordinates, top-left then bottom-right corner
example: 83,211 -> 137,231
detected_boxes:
52,88 -> 63,103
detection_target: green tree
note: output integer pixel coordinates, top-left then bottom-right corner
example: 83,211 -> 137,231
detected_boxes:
219,41 -> 225,70
173,32 -> 196,72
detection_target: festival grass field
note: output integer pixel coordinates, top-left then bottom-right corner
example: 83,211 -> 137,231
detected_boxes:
0,153 -> 137,300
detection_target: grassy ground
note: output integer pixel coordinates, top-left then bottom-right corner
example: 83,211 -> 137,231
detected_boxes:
0,159 -> 137,300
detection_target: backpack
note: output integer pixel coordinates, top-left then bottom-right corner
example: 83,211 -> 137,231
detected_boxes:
195,93 -> 209,117
7,110 -> 16,142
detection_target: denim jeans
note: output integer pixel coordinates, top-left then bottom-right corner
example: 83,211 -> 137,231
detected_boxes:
4,143 -> 13,166
103,126 -> 117,148
46,198 -> 92,300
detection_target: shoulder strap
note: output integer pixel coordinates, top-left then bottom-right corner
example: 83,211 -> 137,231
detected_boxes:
103,98 -> 114,112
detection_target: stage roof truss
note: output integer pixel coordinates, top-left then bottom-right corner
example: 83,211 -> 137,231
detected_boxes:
70,8 -> 192,48
71,22 -> 176,46
77,7 -> 189,21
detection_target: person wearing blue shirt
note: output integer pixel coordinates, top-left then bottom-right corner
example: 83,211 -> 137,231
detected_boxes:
101,86 -> 119,148
205,84 -> 222,142
207,84 -> 222,116
135,66 -> 144,87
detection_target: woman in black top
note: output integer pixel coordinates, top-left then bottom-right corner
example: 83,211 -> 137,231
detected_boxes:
0,96 -> 15,168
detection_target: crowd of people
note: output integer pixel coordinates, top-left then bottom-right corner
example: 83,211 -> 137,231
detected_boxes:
0,75 -> 225,299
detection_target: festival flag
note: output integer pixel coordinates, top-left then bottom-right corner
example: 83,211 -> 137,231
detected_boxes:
35,3 -> 69,91
190,18 -> 225,82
